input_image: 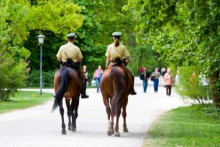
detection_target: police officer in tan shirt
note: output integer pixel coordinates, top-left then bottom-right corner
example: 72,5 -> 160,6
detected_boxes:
56,33 -> 89,98
105,32 -> 136,95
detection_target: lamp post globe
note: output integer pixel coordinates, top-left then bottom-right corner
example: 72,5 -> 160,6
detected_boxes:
37,34 -> 45,95
37,34 -> 45,44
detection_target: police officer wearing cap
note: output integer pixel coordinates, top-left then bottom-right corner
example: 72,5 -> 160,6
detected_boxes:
56,33 -> 89,98
105,32 -> 137,95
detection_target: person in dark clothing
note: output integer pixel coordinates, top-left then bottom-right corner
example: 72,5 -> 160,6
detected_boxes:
140,67 -> 151,93
83,65 -> 89,95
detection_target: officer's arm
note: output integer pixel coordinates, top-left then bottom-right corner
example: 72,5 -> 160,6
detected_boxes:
105,46 -> 110,68
124,56 -> 130,64
57,57 -> 61,62
78,48 -> 83,62
106,56 -> 110,68
123,47 -> 130,64
56,47 -> 62,62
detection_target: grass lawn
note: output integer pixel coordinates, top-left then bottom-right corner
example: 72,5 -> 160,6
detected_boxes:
145,105 -> 220,147
0,91 -> 53,114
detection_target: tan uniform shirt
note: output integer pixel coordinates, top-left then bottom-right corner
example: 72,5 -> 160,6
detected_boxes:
56,42 -> 83,62
105,43 -> 129,61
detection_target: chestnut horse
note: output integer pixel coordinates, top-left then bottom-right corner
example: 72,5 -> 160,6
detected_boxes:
100,66 -> 132,137
52,67 -> 81,135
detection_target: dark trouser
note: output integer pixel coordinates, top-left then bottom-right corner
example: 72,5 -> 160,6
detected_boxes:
143,80 -> 148,92
153,79 -> 159,92
166,85 -> 172,95
83,79 -> 88,94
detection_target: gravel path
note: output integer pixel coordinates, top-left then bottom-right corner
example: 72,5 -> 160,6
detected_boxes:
0,82 -> 185,147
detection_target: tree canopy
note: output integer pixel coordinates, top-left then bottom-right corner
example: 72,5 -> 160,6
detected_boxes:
125,0 -> 220,105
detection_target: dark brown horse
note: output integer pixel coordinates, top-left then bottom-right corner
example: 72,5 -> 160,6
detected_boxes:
100,66 -> 132,137
52,67 -> 81,135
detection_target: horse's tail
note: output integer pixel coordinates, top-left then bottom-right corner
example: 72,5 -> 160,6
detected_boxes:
52,68 -> 69,111
111,66 -> 126,114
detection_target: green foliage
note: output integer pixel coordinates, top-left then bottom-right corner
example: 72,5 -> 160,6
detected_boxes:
28,0 -> 83,35
26,70 -> 54,87
0,0 -> 30,101
1,0 -> 83,99
175,66 -> 209,101
126,0 -> 220,104
25,0 -> 140,73
126,0 -> 220,72
24,0 -> 83,71
145,105 -> 220,146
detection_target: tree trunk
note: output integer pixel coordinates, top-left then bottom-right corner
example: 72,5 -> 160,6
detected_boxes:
210,70 -> 220,107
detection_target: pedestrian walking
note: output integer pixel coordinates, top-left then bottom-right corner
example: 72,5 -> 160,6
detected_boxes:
199,73 -> 209,99
140,67 -> 150,93
151,68 -> 160,92
164,68 -> 173,96
93,65 -> 103,93
161,67 -> 166,77
175,70 -> 180,85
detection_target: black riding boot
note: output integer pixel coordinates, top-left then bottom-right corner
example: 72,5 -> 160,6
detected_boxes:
81,79 -> 89,99
130,76 -> 137,95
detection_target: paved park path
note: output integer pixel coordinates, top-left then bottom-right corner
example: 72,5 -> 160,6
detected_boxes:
0,80 -> 185,147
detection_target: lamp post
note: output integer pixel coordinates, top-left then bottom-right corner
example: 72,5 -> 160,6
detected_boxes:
37,34 -> 45,95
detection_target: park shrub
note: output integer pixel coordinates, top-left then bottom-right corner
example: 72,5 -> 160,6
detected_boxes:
0,51 -> 29,101
175,66 -> 209,102
26,70 -> 54,87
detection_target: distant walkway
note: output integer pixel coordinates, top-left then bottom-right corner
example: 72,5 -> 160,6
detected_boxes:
0,84 -> 185,147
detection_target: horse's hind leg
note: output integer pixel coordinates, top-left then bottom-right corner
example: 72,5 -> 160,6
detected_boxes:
59,101 -> 66,135
115,109 -> 121,137
65,98 -> 71,131
122,97 -> 129,133
70,97 -> 78,132
104,98 -> 113,136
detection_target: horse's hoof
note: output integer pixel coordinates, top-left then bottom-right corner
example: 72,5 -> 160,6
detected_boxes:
107,131 -> 113,136
123,128 -> 129,133
72,127 -> 76,132
68,127 -> 72,131
115,132 -> 120,137
62,130 -> 66,135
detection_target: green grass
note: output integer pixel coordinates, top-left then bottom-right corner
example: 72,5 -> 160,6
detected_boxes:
145,105 -> 220,147
0,91 -> 53,114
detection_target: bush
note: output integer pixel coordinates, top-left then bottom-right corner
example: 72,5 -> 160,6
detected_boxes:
175,66 -> 209,102
0,54 -> 28,101
26,70 -> 54,87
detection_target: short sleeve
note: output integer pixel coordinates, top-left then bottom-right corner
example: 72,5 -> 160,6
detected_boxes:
56,46 -> 63,59
123,46 -> 130,57
77,47 -> 83,59
105,46 -> 110,57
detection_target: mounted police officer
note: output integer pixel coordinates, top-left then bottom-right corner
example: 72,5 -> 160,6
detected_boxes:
105,32 -> 137,95
56,33 -> 89,98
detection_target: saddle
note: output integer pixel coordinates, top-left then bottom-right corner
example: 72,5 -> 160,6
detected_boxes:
61,58 -> 81,70
112,58 -> 127,66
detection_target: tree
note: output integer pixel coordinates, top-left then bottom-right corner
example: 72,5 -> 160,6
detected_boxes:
0,0 -> 30,100
24,0 -> 83,71
0,0 -> 83,99
126,0 -> 220,106
25,0 -> 138,73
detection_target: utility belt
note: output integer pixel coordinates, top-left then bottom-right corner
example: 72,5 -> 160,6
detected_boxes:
61,58 -> 81,70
